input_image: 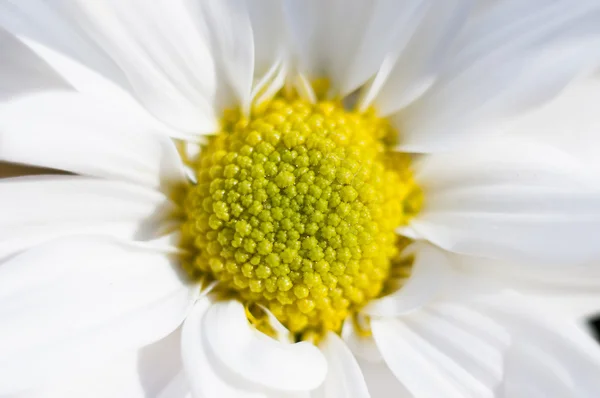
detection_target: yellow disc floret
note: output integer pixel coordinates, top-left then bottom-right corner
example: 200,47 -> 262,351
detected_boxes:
180,94 -> 420,336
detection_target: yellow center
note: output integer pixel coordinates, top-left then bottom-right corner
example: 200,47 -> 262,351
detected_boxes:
179,90 -> 421,337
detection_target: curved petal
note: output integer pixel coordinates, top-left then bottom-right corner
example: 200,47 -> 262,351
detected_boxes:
411,135 -> 600,265
394,0 -> 600,152
203,300 -> 327,392
0,0 -> 218,135
0,91 -> 186,189
246,0 -> 288,104
358,360 -> 412,398
479,295 -> 600,397
283,0 -> 429,98
450,254 -> 600,329
503,72 -> 600,179
363,242 -> 454,317
0,26 -> 69,101
19,329 -> 187,398
313,332 -> 370,398
366,0 -> 473,114
372,297 -> 511,398
0,235 -> 198,395
198,0 -> 254,113
156,371 -> 192,398
372,288 -> 600,398
181,298 -> 264,398
372,318 -> 494,398
0,176 -> 175,261
341,318 -> 382,363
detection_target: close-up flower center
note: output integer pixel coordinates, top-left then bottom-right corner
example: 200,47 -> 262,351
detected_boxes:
179,90 -> 422,338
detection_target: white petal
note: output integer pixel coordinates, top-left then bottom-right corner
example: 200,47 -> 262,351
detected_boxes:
0,91 -> 186,189
528,293 -> 600,331
0,1 -> 130,100
20,329 -> 187,398
0,176 -> 175,261
156,371 -> 192,398
0,26 -> 69,100
246,0 -> 288,101
480,295 -> 600,397
358,360 -> 412,398
199,0 -> 255,113
411,135 -> 600,264
363,242 -> 453,317
281,0 -> 327,82
451,254 -> 600,327
372,317 -> 494,398
367,0 -> 472,114
0,0 -> 218,135
503,72 -> 600,179
404,309 -> 505,392
284,0 -> 428,98
313,332 -> 370,398
0,235 -> 198,394
181,298 -> 263,398
341,318 -> 382,363
203,300 -> 327,392
395,1 -> 600,152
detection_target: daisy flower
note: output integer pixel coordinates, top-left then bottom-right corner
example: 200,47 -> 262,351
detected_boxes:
2,1 -> 600,397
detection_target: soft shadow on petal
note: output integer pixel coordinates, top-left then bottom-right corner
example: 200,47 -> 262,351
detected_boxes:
358,360 -> 412,398
0,176 -> 176,261
410,135 -> 600,265
0,0 -> 218,135
0,235 -> 198,395
363,242 -> 454,317
203,300 -> 327,392
0,92 -> 187,190
394,1 -> 600,152
313,332 -> 370,398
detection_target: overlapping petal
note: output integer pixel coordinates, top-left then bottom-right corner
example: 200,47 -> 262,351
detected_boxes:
0,176 -> 176,261
0,92 -> 187,189
392,0 -> 600,152
0,0 -> 218,135
0,236 -> 198,394
410,135 -> 600,265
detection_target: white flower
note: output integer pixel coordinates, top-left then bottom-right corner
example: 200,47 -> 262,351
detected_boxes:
2,1 -> 600,397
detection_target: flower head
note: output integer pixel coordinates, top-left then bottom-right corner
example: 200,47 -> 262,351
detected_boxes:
2,0 -> 600,397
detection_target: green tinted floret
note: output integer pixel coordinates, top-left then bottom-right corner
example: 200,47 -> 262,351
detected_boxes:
180,94 -> 421,335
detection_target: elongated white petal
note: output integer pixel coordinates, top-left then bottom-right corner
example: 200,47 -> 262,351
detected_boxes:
182,299 -> 264,398
372,318 -> 494,397
199,0 -> 254,112
341,318 -> 382,363
371,293 -> 513,398
0,92 -> 186,188
0,0 -> 218,135
364,243 -> 453,316
0,176 -> 175,261
411,135 -> 600,264
20,329 -> 186,398
246,0 -> 288,103
367,0 -> 473,114
0,26 -> 69,100
156,371 -> 192,398
313,332 -> 370,398
0,236 -> 198,394
358,360 -> 412,398
503,72 -> 600,179
480,296 -> 600,397
204,300 -> 328,392
284,0 -> 430,98
405,309 -> 505,390
395,0 -> 600,152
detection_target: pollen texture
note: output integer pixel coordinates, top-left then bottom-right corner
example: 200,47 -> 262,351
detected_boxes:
180,95 -> 421,335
